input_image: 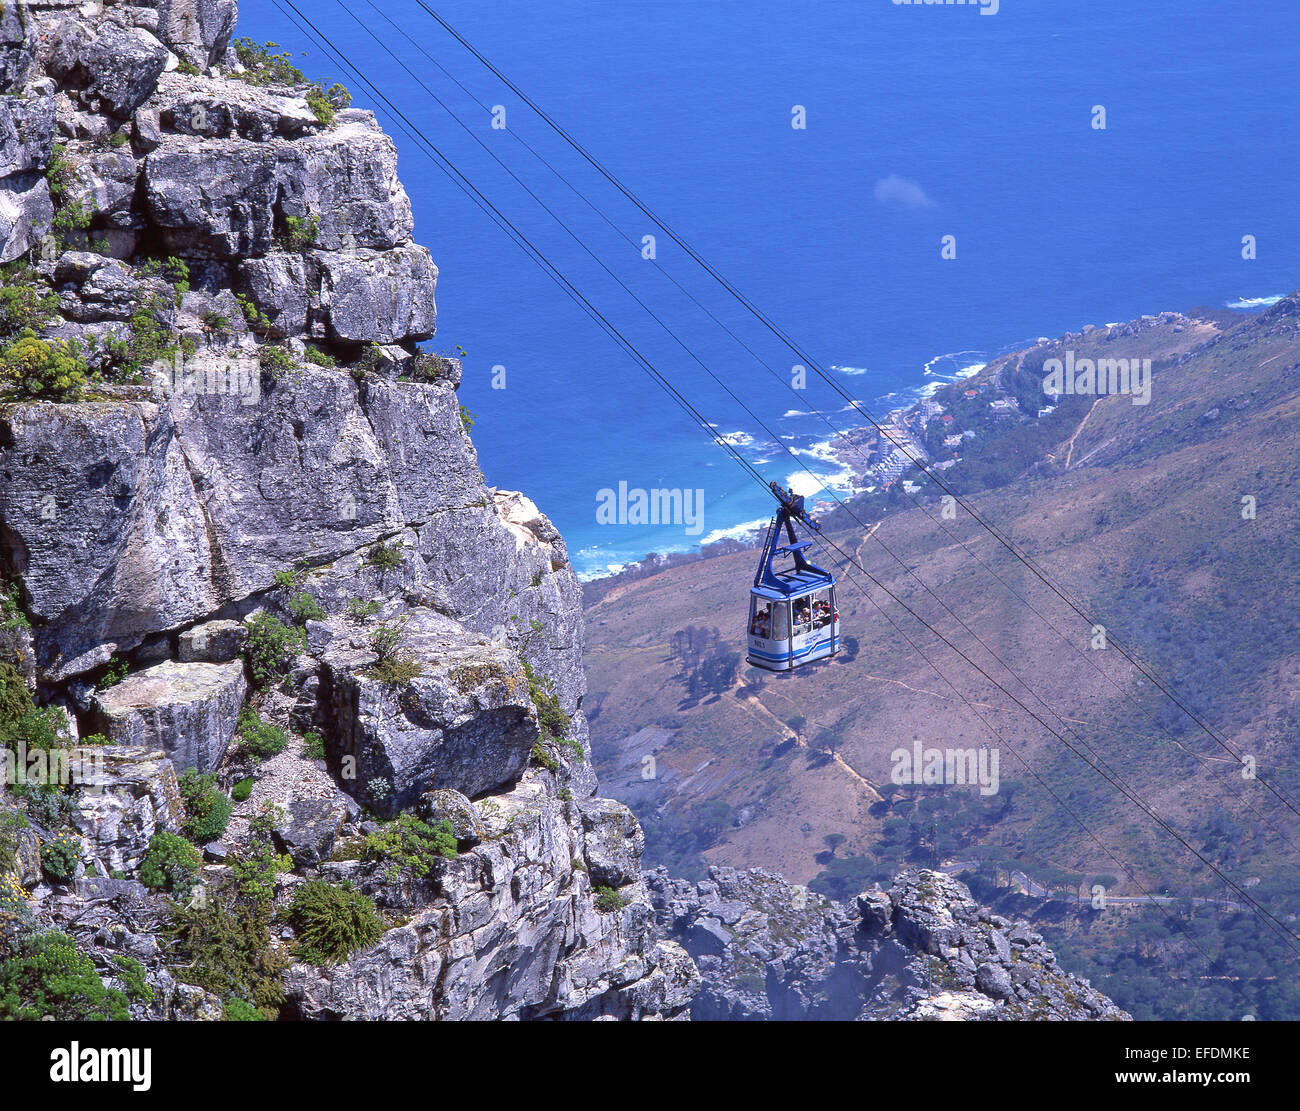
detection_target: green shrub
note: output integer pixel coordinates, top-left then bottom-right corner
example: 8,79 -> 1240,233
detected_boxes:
258,343 -> 295,380
201,309 -> 230,336
0,582 -> 30,630
0,329 -> 87,399
236,706 -> 289,759
45,142 -> 76,200
177,768 -> 233,843
223,997 -> 264,1021
235,292 -> 270,333
0,659 -> 34,725
363,814 -> 456,881
345,597 -> 381,622
459,404 -> 476,431
530,740 -> 559,773
137,256 -> 190,301
0,265 -> 59,339
112,954 -> 154,1003
594,886 -> 627,913
167,895 -> 289,1020
287,591 -> 325,624
231,777 -> 254,802
1,704 -> 72,756
243,612 -> 305,688
523,659 -> 571,742
302,732 -> 326,760
232,38 -> 307,86
0,810 -> 31,873
365,541 -> 404,572
176,58 -> 202,76
39,830 -> 81,881
230,838 -> 291,903
304,86 -> 335,127
286,880 -> 383,966
95,656 -> 128,690
279,213 -> 319,251
101,292 -> 177,382
0,931 -> 130,1020
304,344 -> 336,367
139,830 -> 201,895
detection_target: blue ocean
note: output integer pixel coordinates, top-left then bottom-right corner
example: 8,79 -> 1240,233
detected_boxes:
242,1 -> 1299,577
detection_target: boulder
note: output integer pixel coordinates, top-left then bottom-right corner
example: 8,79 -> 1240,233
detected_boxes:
238,251 -> 311,337
318,244 -> 437,343
272,796 -> 348,867
71,746 -> 183,875
0,398 -> 218,678
975,962 -> 1014,1000
178,619 -> 248,662
322,608 -> 538,816
0,94 -> 57,177
48,20 -> 170,119
0,172 -> 53,264
579,798 -> 644,888
153,0 -> 239,68
0,4 -> 36,92
91,660 -> 246,773
415,788 -> 483,845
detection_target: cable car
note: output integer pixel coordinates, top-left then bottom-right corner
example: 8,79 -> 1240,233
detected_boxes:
746,482 -> 839,671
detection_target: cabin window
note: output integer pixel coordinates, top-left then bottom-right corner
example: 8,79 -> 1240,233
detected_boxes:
771,600 -> 790,640
749,598 -> 773,638
811,588 -> 833,630
791,595 -> 813,636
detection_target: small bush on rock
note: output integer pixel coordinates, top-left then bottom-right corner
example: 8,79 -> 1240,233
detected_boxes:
177,768 -> 233,843
363,814 -> 456,881
243,612 -> 305,688
236,707 -> 289,760
139,831 -> 201,896
286,880 -> 383,966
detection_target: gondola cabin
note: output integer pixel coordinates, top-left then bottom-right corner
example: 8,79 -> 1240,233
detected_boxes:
746,485 -> 839,672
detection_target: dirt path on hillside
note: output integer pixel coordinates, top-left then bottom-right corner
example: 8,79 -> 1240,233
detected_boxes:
1062,397 -> 1103,468
737,691 -> 883,802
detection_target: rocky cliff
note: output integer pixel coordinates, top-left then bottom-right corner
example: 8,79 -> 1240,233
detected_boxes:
648,866 -> 1130,1021
0,0 -> 695,1020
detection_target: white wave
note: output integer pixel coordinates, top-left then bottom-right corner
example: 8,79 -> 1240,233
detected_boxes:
1227,295 -> 1284,309
922,350 -> 986,377
699,516 -> 770,547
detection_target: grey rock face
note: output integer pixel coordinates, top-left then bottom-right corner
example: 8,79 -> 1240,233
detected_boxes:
0,1 -> 693,1024
177,619 -> 247,662
318,245 -> 437,343
273,796 -> 348,867
322,609 -> 538,817
72,746 -> 183,875
415,788 -> 484,846
648,867 -> 1130,1022
91,660 -> 246,773
152,0 -> 239,67
579,798 -> 645,888
48,20 -> 170,119
285,780 -> 696,1020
